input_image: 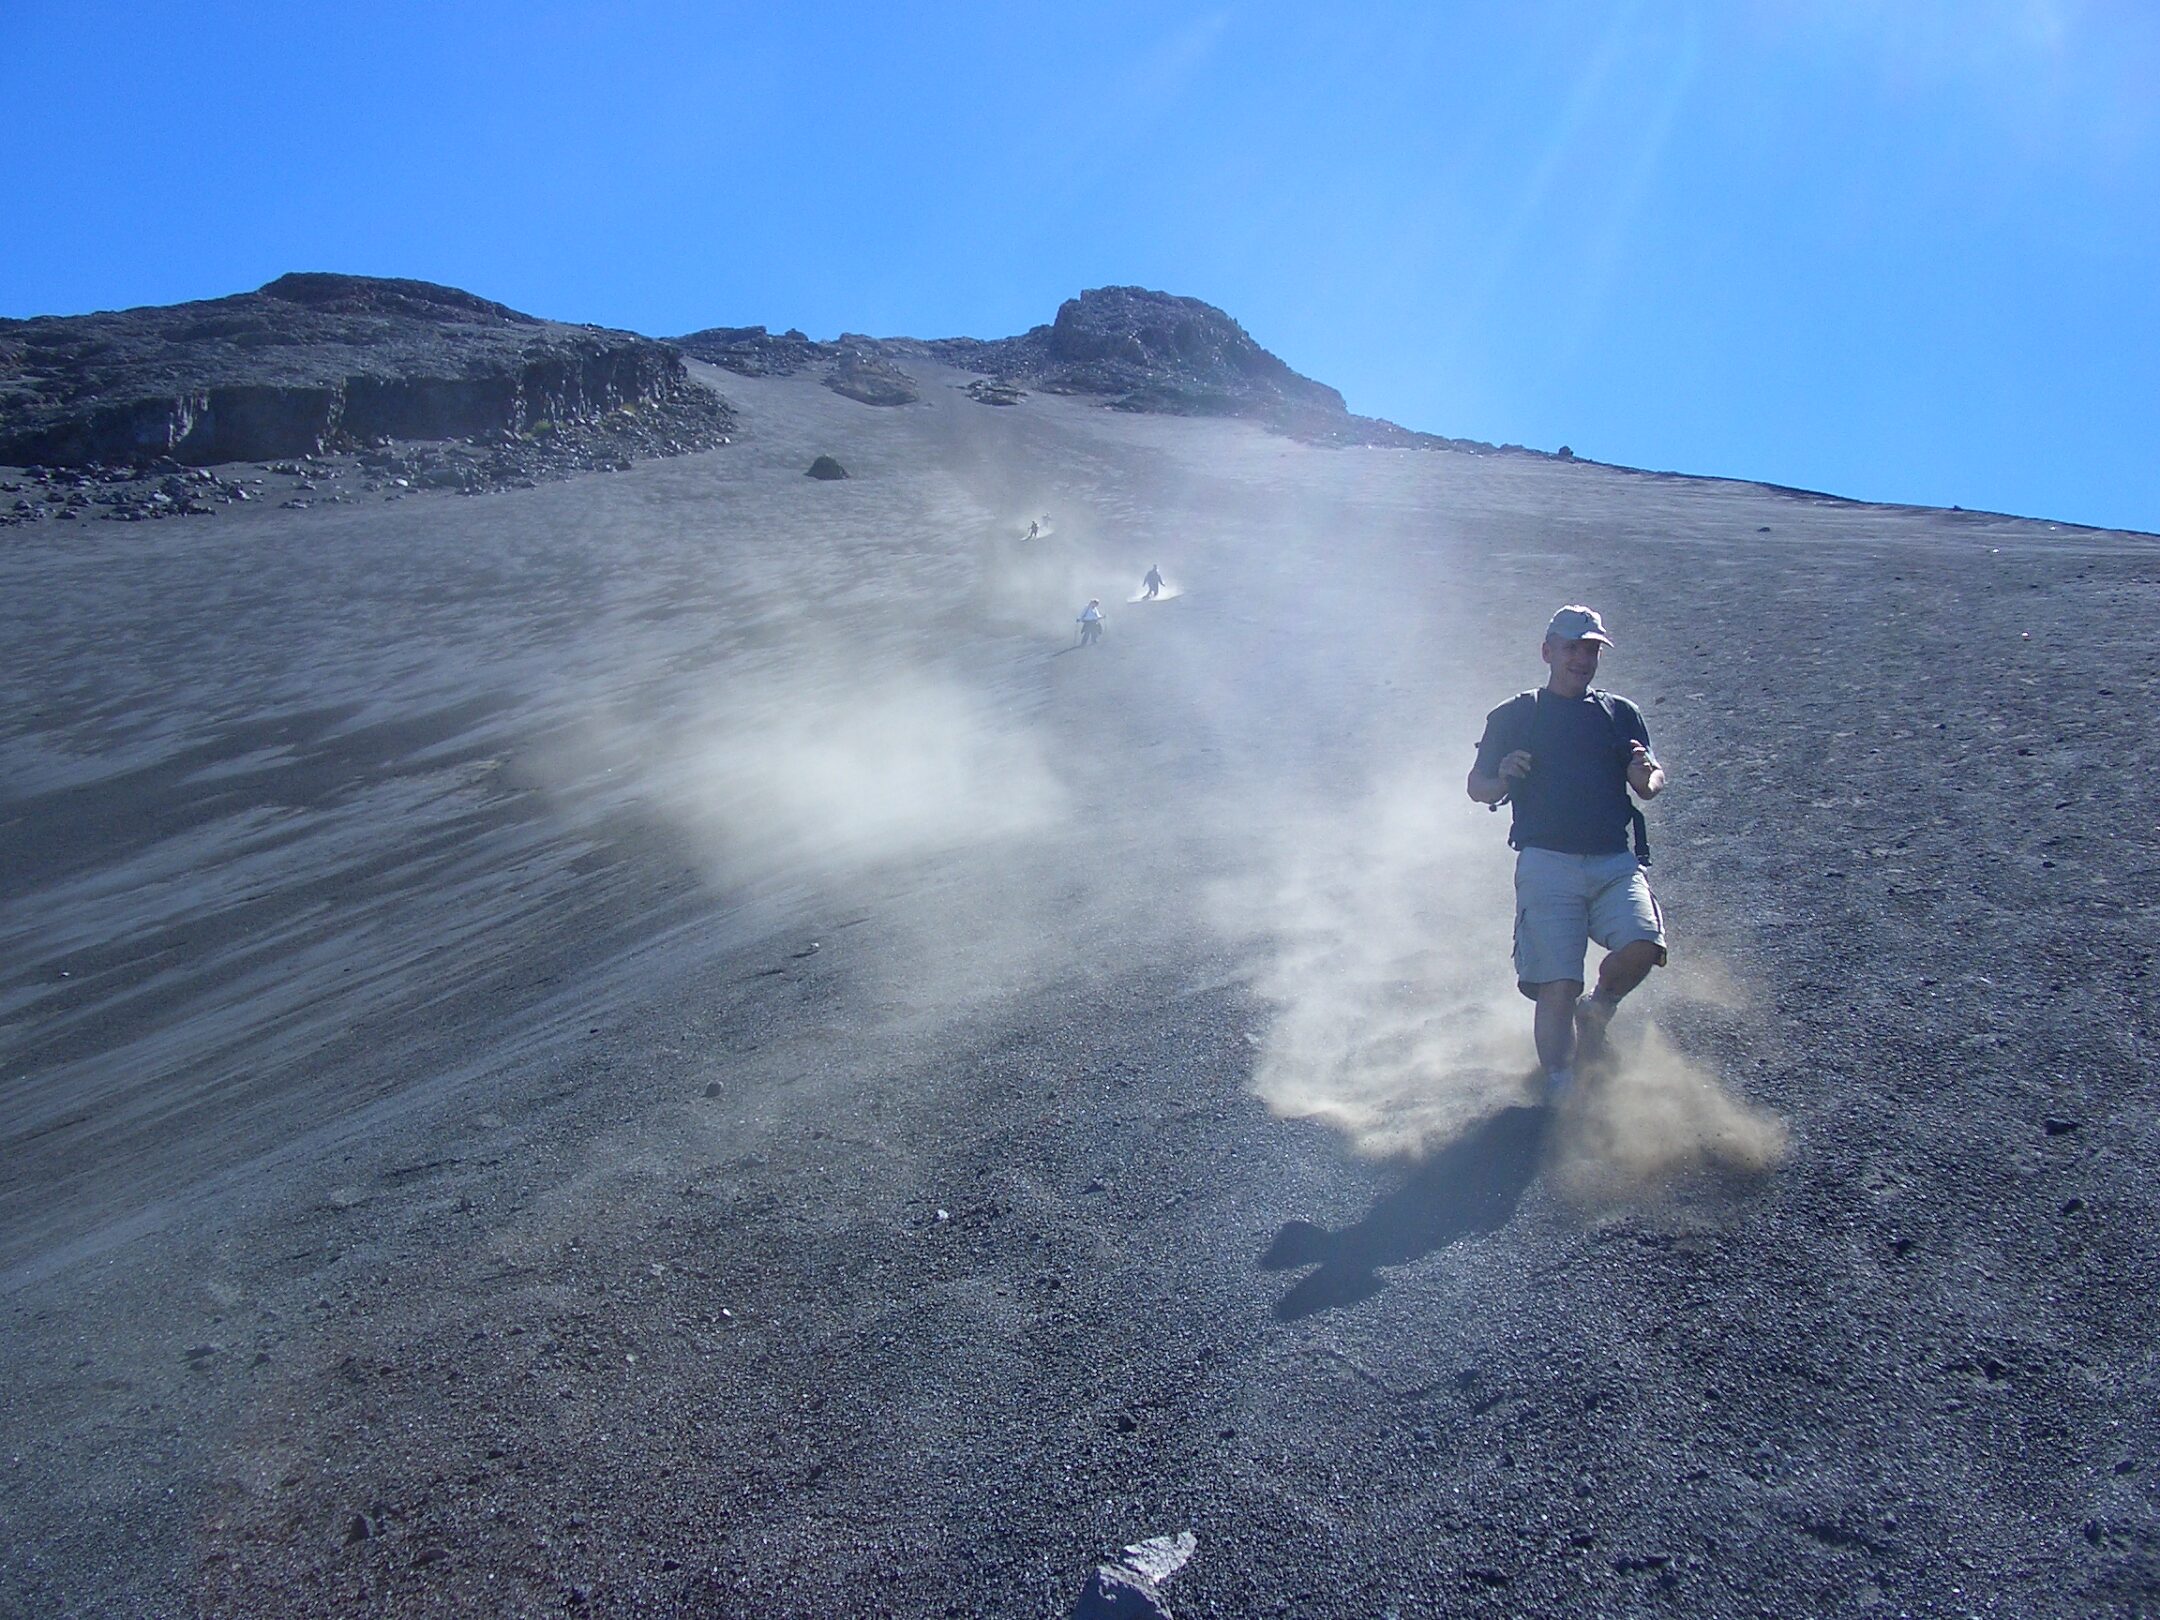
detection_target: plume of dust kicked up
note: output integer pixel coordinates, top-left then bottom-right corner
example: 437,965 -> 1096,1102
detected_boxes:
648,660 -> 1066,888
551,625 -> 1118,1028
1548,1015 -> 1790,1211
1213,755 -> 1533,1159
967,504 -> 1112,637
1216,755 -> 1790,1189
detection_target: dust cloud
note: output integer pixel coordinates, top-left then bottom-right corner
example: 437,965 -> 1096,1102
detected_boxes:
657,663 -> 1065,883
1211,753 -> 1534,1159
1214,748 -> 1787,1196
528,480 -> 1131,1027
966,505 -> 1115,635
536,616 -> 1095,1028
540,435 -> 1784,1204
1165,473 -> 1789,1195
1549,1017 -> 1790,1207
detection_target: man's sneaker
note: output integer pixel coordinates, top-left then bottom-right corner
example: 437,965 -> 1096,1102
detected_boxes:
1574,992 -> 1617,1065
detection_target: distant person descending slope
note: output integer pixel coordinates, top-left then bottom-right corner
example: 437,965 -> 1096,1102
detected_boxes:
1077,598 -> 1104,647
1025,519 -> 1039,541
1141,565 -> 1164,600
1466,605 -> 1667,1104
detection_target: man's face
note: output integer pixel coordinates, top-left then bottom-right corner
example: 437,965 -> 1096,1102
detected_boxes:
1542,635 -> 1603,695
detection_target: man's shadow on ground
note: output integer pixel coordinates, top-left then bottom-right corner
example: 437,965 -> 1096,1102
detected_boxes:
1260,1104 -> 1550,1320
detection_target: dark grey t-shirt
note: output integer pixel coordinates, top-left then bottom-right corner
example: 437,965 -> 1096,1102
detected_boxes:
1474,688 -> 1650,856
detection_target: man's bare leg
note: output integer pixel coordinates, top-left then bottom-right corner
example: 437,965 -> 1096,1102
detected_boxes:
1576,939 -> 1664,1062
1595,939 -> 1663,1001
1533,979 -> 1585,1096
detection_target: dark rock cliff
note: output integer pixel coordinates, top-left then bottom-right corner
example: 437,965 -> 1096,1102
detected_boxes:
0,273 -> 731,467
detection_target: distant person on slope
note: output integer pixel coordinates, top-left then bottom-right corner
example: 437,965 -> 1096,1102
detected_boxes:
1077,599 -> 1104,647
1026,519 -> 1039,541
1142,565 -> 1164,599
1466,604 -> 1667,1103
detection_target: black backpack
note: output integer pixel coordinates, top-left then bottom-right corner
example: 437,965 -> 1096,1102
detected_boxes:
1492,689 -> 1653,866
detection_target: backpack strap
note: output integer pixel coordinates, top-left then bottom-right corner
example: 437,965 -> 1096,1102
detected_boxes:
1593,692 -> 1653,867
1499,691 -> 1542,850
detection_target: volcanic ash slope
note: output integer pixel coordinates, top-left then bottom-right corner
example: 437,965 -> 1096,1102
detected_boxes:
1,348 -> 2157,1618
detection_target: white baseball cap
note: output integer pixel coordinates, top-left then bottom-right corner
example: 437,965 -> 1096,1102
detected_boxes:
1545,604 -> 1614,646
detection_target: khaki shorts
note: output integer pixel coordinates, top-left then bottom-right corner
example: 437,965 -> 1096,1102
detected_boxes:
1513,846 -> 1666,997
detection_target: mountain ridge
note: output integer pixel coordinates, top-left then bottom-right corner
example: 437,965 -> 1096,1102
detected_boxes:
0,273 -> 1577,474
0,272 -> 729,469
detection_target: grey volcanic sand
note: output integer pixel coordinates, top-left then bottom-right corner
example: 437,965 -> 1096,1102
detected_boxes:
3,363 -> 2157,1617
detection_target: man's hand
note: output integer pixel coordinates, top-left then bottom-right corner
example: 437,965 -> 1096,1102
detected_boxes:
1626,741 -> 1665,800
1466,750 -> 1531,806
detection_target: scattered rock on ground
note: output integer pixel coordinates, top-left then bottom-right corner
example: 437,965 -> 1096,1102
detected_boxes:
1073,1564 -> 1172,1619
1072,1531 -> 1196,1619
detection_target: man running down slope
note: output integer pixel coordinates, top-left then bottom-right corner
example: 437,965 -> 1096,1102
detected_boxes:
1467,605 -> 1668,1102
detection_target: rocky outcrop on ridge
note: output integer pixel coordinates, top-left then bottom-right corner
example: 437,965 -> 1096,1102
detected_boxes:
922,286 -> 1496,450
822,348 -> 918,406
673,293 -> 1503,447
929,286 -> 1343,418
672,325 -> 920,407
0,272 -> 733,470
675,289 -> 1512,450
670,324 -> 829,378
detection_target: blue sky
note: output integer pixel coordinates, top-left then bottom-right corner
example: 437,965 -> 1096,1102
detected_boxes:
7,1 -> 2157,532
